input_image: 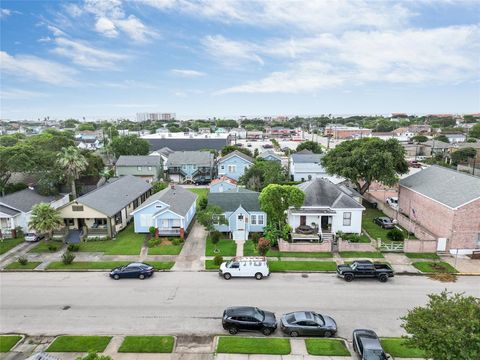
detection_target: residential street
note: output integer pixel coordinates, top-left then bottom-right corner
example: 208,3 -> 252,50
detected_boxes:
1,272 -> 478,339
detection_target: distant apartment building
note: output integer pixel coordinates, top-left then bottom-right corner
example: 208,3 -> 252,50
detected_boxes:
324,125 -> 372,139
136,113 -> 176,122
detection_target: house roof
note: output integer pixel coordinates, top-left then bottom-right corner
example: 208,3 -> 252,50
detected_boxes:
146,137 -> 229,151
297,178 -> 364,209
291,150 -> 323,164
257,151 -> 282,160
157,147 -> 175,156
423,140 -> 451,149
136,185 -> 197,217
166,151 -> 214,167
219,150 -> 254,164
211,176 -> 237,186
208,188 -> 261,212
116,155 -> 161,167
0,188 -> 61,213
399,165 -> 480,208
0,204 -> 20,216
75,175 -> 151,217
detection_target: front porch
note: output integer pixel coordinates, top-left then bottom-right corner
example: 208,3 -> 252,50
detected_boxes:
57,217 -> 112,240
289,209 -> 335,242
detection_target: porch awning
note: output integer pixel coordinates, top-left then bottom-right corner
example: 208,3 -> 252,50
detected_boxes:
290,208 -> 336,214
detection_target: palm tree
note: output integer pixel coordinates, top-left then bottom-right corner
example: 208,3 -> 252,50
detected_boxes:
57,146 -> 88,199
28,203 -> 63,242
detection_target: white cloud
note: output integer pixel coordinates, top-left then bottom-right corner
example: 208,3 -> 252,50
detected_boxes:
116,15 -> 156,43
64,3 -> 84,17
0,51 -> 76,84
1,8 -> 11,18
171,69 -> 206,77
0,89 -> 48,99
202,35 -> 264,66
47,25 -> 65,36
95,17 -> 118,38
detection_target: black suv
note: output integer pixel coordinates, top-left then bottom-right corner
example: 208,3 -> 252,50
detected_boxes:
222,306 -> 277,336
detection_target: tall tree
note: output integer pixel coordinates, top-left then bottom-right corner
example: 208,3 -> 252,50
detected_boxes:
469,123 -> 480,139
450,147 -> 477,165
239,160 -> 287,191
434,135 -> 450,143
259,184 -> 304,228
322,138 -> 408,194
410,135 -> 428,143
28,203 -> 63,242
196,205 -> 227,232
110,135 -> 150,157
56,146 -> 88,199
296,141 -> 323,154
401,291 -> 480,360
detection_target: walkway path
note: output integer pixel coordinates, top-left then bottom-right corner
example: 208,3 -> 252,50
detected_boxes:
172,221 -> 207,271
0,241 -> 37,269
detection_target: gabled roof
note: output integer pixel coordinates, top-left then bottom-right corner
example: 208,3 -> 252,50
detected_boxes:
133,185 -> 197,217
297,178 -> 364,209
291,150 -> 323,164
74,175 -> 151,217
0,204 -> 20,216
157,147 -> 175,156
257,151 -> 282,161
116,155 -> 161,167
218,150 -> 254,164
208,188 -> 261,212
399,165 -> 480,208
166,151 -> 214,167
0,188 -> 61,213
211,176 -> 237,186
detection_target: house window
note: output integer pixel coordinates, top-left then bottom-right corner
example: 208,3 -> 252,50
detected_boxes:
148,166 -> 152,171
258,214 -> 264,225
64,218 -> 74,226
343,212 -> 352,226
137,166 -> 142,171
114,211 -> 122,225
221,165 -> 224,170
72,205 -> 84,212
133,199 -> 139,209
251,215 -> 257,225
213,214 -> 226,225
228,165 -> 236,173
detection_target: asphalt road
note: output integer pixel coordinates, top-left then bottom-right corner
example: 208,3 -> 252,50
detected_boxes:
1,272 -> 479,338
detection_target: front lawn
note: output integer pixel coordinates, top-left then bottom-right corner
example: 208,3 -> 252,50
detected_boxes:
269,260 -> 337,272
205,260 -> 220,270
188,188 -> 208,205
0,238 -> 24,255
46,336 -> 112,352
340,251 -> 384,258
205,238 -> 237,256
0,335 -> 22,352
148,242 -> 183,255
78,224 -> 144,255
216,337 -> 291,355
380,337 -> 425,358
362,208 -> 412,241
28,240 -> 63,253
405,252 -> 440,260
243,241 -> 332,258
118,336 -> 174,353
412,261 -> 458,274
305,339 -> 350,356
5,261 -> 41,270
46,261 -> 174,270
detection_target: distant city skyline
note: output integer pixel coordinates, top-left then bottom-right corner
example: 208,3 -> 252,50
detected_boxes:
1,0 -> 479,120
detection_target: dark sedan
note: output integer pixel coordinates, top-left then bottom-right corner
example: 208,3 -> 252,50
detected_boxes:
353,329 -> 391,360
109,262 -> 154,280
222,306 -> 277,336
373,217 -> 395,229
280,311 -> 337,337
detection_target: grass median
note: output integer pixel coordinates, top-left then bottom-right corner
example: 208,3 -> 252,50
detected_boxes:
339,251 -> 384,258
381,337 -> 425,358
46,336 -> 112,352
412,261 -> 457,274
118,336 -> 174,353
0,335 -> 22,352
5,261 -> 41,270
46,261 -> 174,270
205,260 -> 220,270
269,260 -> 337,272
305,339 -> 350,356
405,252 -> 440,260
216,336 -> 291,355
243,241 -> 332,258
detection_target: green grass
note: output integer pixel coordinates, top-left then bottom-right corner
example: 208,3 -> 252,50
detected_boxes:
118,336 -> 174,353
405,252 -> 440,260
0,238 -> 24,255
46,261 -> 174,270
243,241 -> 332,258
78,224 -> 144,255
269,260 -> 337,272
362,208 -> 413,241
340,251 -> 384,258
305,339 -> 350,356
188,188 -> 208,205
205,260 -> 220,269
0,335 -> 22,352
28,240 -> 63,253
5,261 -> 41,270
412,261 -> 458,273
205,238 -> 237,256
381,337 -> 425,358
46,336 -> 112,352
216,337 -> 291,355
148,244 -> 183,255
243,240 -> 257,256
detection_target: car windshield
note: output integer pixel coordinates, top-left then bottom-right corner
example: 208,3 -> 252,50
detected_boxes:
253,308 -> 265,321
351,262 -> 358,270
364,349 -> 388,360
26,233 -> 35,236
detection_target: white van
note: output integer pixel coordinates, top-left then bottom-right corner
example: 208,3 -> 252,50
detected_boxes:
219,257 -> 270,280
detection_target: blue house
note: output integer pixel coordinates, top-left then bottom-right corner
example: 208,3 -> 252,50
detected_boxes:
208,188 -> 267,241
166,151 -> 215,184
217,150 -> 254,181
257,151 -> 282,162
131,184 -> 197,238
209,176 -> 238,193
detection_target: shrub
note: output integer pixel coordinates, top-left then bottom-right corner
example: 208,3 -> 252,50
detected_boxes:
76,353 -> 112,360
48,243 -> 58,252
18,256 -> 28,265
336,231 -> 345,240
250,232 -> 262,245
67,244 -> 80,252
257,237 -> 271,256
342,233 -> 361,243
199,197 -> 208,210
210,231 -> 221,244
148,238 -> 161,248
387,229 -> 405,241
172,238 -> 181,246
213,255 -> 224,266
148,226 -> 156,237
62,251 -> 75,265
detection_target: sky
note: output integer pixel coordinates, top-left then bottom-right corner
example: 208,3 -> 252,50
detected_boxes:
0,0 -> 479,120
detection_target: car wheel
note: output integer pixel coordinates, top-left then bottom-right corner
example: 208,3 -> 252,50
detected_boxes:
324,331 -> 333,337
262,327 -> 272,336
289,331 -> 299,337
344,274 -> 354,282
223,273 -> 232,280
139,274 -> 145,280
255,272 -> 263,280
228,326 -> 238,335
113,274 -> 120,280
379,274 -> 388,283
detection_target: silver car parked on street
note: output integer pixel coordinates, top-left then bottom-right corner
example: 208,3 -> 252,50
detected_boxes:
280,311 -> 337,337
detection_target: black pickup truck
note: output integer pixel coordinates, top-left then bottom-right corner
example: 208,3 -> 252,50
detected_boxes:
337,260 -> 394,282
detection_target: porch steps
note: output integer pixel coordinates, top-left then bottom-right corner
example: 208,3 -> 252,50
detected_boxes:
232,231 -> 247,241
321,233 -> 334,242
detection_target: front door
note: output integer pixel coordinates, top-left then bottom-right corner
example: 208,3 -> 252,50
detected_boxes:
437,238 -> 447,251
300,216 -> 306,226
321,216 -> 329,230
237,213 -> 245,230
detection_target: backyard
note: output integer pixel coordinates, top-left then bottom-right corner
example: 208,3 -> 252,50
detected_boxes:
188,188 -> 208,205
362,207 -> 413,242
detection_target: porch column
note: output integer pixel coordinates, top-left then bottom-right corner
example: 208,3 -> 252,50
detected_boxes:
107,218 -> 113,238
10,217 -> 15,229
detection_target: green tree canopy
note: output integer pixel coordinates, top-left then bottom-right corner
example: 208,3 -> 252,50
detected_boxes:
28,203 -> 63,241
196,205 -> 227,232
469,123 -> 480,139
220,145 -> 253,158
401,290 -> 480,360
239,160 -> 287,191
434,135 -> 450,143
57,146 -> 89,199
110,135 -> 150,157
77,122 -> 97,131
296,141 -> 323,154
259,184 -> 304,228
450,147 -> 477,166
411,135 -> 428,143
321,138 -> 408,194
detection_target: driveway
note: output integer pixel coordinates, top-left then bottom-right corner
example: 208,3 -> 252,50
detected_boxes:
172,221 -> 207,271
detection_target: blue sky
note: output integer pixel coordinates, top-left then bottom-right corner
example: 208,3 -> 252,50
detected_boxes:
1,0 -> 479,120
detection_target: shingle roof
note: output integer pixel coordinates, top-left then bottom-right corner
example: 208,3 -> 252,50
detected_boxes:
423,140 -> 451,149
0,204 -> 20,216
211,176 -> 237,185
257,151 -> 282,160
297,178 -> 364,209
116,155 -> 161,167
75,175 -> 151,216
136,185 -> 197,217
157,147 -> 175,156
291,150 -> 323,164
399,165 -> 480,208
208,188 -> 261,212
166,151 -> 214,167
0,188 -> 61,213
147,138 -> 229,151
219,150 -> 254,164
